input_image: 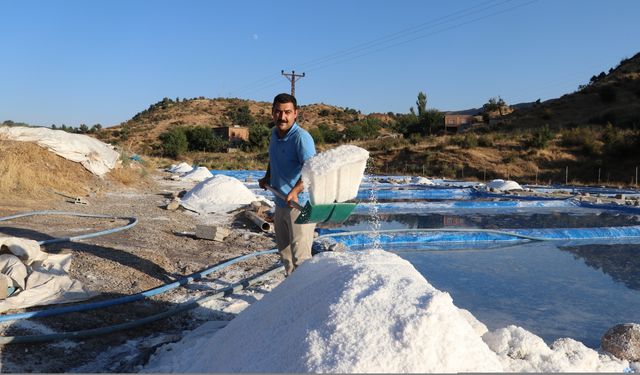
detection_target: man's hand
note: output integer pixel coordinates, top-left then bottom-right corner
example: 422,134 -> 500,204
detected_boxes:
286,183 -> 304,208
258,176 -> 267,190
285,190 -> 300,208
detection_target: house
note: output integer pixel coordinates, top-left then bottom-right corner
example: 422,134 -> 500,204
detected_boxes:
443,114 -> 474,133
213,126 -> 249,147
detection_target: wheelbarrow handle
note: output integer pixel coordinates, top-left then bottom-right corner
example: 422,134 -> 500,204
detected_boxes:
264,184 -> 305,211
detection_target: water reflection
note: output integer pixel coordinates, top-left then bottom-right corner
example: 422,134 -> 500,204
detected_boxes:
560,244 -> 640,291
336,212 -> 640,231
396,241 -> 640,348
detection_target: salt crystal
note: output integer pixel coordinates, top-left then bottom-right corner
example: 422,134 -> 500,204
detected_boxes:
301,145 -> 369,204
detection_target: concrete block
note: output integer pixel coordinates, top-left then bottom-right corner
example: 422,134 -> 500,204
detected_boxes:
195,225 -> 230,242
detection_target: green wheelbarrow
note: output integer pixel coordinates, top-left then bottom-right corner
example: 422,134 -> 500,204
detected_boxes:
264,184 -> 356,224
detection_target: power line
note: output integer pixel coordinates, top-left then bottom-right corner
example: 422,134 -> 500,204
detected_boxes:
229,0 -> 537,98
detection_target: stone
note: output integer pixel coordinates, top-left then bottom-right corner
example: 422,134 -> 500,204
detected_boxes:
166,199 -> 180,211
601,323 -> 640,361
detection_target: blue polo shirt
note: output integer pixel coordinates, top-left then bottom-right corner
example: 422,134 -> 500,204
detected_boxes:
268,123 -> 316,207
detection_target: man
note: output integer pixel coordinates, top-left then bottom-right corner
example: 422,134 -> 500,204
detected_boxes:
259,93 -> 316,275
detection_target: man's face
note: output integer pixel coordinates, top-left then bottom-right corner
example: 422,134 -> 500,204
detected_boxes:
272,102 -> 297,136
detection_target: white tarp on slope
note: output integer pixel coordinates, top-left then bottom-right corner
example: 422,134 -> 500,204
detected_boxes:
0,236 -> 94,313
180,174 -> 271,214
142,250 -> 629,373
0,126 -> 119,176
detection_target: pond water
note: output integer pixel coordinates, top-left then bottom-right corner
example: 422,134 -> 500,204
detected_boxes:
394,241 -> 640,348
327,206 -> 640,348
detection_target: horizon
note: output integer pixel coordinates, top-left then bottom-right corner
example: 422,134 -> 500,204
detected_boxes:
1,0 -> 639,128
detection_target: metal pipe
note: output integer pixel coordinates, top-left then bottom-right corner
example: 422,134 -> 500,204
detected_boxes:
245,210 -> 272,232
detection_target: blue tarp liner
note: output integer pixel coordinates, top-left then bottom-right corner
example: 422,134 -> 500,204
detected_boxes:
352,199 -> 582,214
355,188 -> 475,200
210,169 -> 265,182
317,225 -> 640,248
526,185 -> 640,197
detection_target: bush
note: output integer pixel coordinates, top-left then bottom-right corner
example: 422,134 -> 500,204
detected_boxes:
525,124 -> 554,149
159,128 -> 188,158
184,126 -> 228,152
449,133 -> 478,148
478,134 -> 493,147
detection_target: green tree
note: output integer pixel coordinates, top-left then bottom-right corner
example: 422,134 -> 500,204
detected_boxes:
483,96 -> 507,116
159,128 -> 188,158
243,123 -> 271,151
228,105 -> 255,126
416,91 -> 427,118
184,126 -> 224,152
79,124 -> 89,133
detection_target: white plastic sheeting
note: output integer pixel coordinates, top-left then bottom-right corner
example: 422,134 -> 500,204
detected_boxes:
301,145 -> 369,204
0,236 -> 94,312
0,126 -> 119,176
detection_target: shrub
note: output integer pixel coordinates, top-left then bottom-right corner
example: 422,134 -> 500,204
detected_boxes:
525,124 -> 554,149
478,134 -> 493,147
159,128 -> 188,158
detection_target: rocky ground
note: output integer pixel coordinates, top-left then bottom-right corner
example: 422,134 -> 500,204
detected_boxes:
0,169 -> 283,373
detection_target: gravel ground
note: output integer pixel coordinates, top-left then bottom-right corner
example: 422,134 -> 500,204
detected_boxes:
0,170 -> 283,373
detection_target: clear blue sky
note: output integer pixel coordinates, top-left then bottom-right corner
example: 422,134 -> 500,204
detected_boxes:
1,0 -> 639,128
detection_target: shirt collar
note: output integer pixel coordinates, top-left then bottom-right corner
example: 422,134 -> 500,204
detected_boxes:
275,122 -> 299,141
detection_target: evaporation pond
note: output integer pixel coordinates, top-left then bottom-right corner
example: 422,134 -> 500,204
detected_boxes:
395,240 -> 640,348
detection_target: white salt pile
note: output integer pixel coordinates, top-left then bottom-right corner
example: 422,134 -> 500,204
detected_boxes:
415,176 -> 435,185
180,166 -> 213,182
486,179 -> 523,192
180,174 -> 269,214
142,250 -> 630,373
301,145 -> 369,204
168,162 -> 193,174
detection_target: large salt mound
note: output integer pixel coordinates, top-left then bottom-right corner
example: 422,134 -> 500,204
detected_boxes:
180,174 -> 266,214
301,145 -> 369,204
143,250 -> 503,373
168,162 -> 193,174
415,176 -> 435,185
486,179 -> 523,192
180,166 -> 213,182
143,250 -> 630,373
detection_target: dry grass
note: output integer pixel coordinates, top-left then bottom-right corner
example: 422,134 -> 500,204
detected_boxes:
0,140 -> 96,201
106,160 -> 153,187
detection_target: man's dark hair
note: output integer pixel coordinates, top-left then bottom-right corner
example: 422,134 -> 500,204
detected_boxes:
272,93 -> 297,110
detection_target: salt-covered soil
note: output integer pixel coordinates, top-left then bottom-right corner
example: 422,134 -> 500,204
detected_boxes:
0,169 -> 281,372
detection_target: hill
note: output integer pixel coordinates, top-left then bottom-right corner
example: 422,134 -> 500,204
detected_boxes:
98,97 -> 394,155
502,52 -> 640,130
91,51 -> 640,186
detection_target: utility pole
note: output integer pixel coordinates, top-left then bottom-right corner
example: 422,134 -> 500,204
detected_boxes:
281,70 -> 305,97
